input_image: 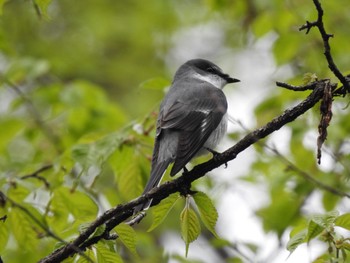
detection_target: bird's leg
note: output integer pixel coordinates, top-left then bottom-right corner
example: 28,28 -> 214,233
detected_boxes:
205,147 -> 220,156
183,166 -> 189,173
205,147 -> 227,168
127,211 -> 146,225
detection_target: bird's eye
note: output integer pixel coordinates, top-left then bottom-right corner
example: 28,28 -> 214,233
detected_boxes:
207,67 -> 215,73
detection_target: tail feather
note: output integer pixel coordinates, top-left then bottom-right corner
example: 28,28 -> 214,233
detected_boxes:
133,160 -> 171,214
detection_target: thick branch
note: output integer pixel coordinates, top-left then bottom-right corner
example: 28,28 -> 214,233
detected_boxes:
39,81 -> 327,263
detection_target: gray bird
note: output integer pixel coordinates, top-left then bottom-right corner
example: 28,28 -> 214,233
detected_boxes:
134,58 -> 240,213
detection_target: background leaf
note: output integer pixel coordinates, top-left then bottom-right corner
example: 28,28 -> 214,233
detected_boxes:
335,213 -> 350,231
115,223 -> 137,256
95,243 -> 123,263
287,229 -> 307,253
148,193 -> 180,232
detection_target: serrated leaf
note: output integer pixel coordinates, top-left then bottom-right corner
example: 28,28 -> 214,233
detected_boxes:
335,213 -> 350,231
311,211 -> 339,230
72,133 -> 122,170
302,73 -> 318,85
287,229 -> 307,253
116,161 -> 141,200
115,223 -> 137,256
51,188 -> 98,225
306,220 -> 324,242
148,193 -> 180,232
75,248 -> 95,263
9,208 -> 38,252
180,204 -> 201,256
192,192 -> 218,237
111,145 -> 144,200
95,243 -> 123,263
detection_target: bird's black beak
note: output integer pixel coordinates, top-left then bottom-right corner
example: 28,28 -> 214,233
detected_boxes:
224,74 -> 240,84
227,77 -> 240,83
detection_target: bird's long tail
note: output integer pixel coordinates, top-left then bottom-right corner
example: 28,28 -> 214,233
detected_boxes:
133,160 -> 171,214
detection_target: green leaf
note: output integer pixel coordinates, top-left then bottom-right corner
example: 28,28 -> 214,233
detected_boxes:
115,223 -> 137,256
0,119 -> 24,153
180,203 -> 201,256
34,0 -> 52,19
148,193 -> 180,232
71,133 -> 122,170
287,229 -> 307,253
51,188 -> 98,223
9,208 -> 38,252
335,213 -> 350,231
116,160 -> 142,201
111,145 -> 145,200
0,0 -> 5,15
302,73 -> 318,85
5,58 -> 50,83
306,220 -> 324,243
95,243 -> 123,263
311,210 -> 339,230
251,12 -> 273,37
139,77 -> 170,91
78,223 -> 106,239
192,191 -> 218,237
273,34 -> 301,65
75,248 -> 96,263
322,191 -> 339,211
0,217 -> 9,252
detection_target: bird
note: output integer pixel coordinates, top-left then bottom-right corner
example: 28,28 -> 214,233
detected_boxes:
134,58 -> 240,214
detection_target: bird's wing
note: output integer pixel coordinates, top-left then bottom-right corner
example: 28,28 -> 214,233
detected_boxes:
160,87 -> 227,176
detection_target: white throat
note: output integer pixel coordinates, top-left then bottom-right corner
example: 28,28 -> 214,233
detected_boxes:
193,72 -> 227,89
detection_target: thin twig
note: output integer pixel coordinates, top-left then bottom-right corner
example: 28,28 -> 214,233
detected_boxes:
276,81 -> 317,91
299,0 -> 350,92
266,146 -> 350,199
21,164 -> 52,188
2,193 -> 94,263
4,80 -> 63,153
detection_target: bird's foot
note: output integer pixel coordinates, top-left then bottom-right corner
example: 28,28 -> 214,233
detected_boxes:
127,211 -> 146,226
183,166 -> 189,173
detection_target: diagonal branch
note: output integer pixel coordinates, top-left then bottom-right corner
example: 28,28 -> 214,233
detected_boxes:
266,145 -> 350,199
5,80 -> 63,153
39,81 -> 327,263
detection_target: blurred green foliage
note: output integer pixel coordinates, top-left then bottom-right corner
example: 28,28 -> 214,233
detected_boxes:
0,0 -> 350,262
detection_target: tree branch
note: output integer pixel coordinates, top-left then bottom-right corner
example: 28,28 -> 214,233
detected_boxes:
0,192 -> 94,262
20,164 -> 52,188
266,145 -> 350,199
299,0 -> 350,93
4,80 -> 63,153
276,81 -> 318,91
39,81 -> 328,263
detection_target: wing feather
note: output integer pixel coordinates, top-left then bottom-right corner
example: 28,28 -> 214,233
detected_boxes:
158,87 -> 227,176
